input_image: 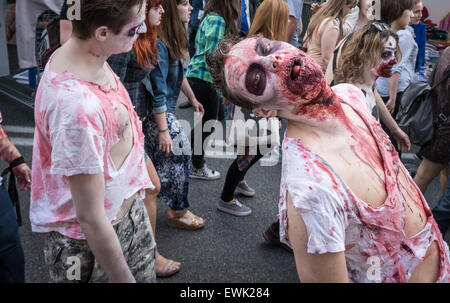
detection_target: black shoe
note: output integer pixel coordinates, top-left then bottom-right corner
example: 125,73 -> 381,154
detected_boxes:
262,221 -> 293,253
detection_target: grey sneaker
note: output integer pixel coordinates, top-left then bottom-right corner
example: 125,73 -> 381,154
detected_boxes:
190,165 -> 221,180
235,181 -> 256,197
217,199 -> 252,217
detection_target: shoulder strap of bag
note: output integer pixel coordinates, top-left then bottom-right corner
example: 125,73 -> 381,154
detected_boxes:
332,33 -> 353,74
430,69 -> 450,128
430,69 -> 450,91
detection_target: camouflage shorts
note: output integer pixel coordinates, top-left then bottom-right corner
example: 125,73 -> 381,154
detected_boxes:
43,196 -> 156,283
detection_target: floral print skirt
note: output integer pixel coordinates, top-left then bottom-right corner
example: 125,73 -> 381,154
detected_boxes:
143,112 -> 191,211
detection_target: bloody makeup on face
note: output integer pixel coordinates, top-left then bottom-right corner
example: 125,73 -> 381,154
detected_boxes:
224,37 -> 343,121
374,36 -> 398,78
121,4 -> 147,38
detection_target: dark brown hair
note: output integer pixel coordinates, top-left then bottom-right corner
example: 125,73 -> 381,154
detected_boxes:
380,0 -> 414,24
160,0 -> 189,60
206,36 -> 259,110
72,0 -> 145,40
202,0 -> 242,36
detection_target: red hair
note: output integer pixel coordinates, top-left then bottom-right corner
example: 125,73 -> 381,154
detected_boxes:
133,0 -> 162,68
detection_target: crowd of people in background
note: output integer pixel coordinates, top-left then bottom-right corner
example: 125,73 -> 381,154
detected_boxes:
0,0 -> 449,283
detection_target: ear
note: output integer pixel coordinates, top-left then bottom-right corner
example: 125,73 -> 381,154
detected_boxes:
94,26 -> 109,42
252,108 -> 278,118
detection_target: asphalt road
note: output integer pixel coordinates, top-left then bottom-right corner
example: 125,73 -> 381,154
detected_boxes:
0,92 -> 449,283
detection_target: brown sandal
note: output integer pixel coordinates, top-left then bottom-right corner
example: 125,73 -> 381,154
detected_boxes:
167,209 -> 205,230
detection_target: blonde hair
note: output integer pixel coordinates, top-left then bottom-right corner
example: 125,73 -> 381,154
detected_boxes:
304,0 -> 357,45
248,0 -> 289,42
334,23 -> 401,85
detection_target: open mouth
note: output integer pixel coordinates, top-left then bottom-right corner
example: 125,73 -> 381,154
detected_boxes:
290,58 -> 302,80
286,57 -> 307,96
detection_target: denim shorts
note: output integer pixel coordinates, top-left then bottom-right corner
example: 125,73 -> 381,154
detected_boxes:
43,196 -> 156,283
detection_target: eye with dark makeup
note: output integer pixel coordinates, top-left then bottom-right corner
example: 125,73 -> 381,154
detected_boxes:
256,38 -> 281,56
245,63 -> 266,96
381,50 -> 395,61
127,23 -> 144,37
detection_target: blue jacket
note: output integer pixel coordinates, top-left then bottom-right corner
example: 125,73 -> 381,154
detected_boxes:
411,21 -> 426,70
150,38 -> 185,114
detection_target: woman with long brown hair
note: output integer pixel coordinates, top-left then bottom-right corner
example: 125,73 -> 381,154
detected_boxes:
108,0 -> 182,278
186,0 -> 242,182
145,0 -> 206,232
304,0 -> 357,70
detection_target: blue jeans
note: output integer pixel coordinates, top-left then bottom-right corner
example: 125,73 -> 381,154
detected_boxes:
433,179 -> 450,237
0,185 -> 25,283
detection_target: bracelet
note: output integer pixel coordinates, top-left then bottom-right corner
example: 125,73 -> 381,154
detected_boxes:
158,128 -> 169,133
10,156 -> 25,169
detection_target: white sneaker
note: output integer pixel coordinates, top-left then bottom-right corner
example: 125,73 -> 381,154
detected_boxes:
190,165 -> 221,180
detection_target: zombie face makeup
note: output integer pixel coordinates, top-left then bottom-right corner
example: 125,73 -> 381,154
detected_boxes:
373,36 -> 398,78
125,22 -> 147,38
224,37 -> 342,121
106,3 -> 147,55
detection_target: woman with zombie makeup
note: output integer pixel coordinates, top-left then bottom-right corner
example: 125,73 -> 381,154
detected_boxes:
376,0 -> 417,118
145,0 -> 206,232
375,0 -> 417,157
218,0 -> 290,217
108,0 -> 184,278
303,0 -> 358,71
333,22 -> 410,154
186,0 -> 242,181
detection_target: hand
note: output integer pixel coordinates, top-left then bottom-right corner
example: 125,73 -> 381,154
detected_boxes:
311,2 -> 325,13
12,163 -> 32,190
392,128 -> 411,153
385,98 -> 396,114
190,99 -> 205,117
222,98 -> 231,106
158,130 -> 173,156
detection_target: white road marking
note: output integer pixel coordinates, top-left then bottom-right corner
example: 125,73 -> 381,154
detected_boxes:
10,137 -> 34,147
4,125 -> 35,134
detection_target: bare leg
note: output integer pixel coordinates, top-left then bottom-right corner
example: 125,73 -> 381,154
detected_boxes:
143,158 -> 181,277
413,158 -> 446,194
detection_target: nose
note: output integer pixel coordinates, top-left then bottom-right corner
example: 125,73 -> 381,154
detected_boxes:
261,55 -> 282,71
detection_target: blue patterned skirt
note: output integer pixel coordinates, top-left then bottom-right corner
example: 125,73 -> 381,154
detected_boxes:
143,112 -> 191,211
